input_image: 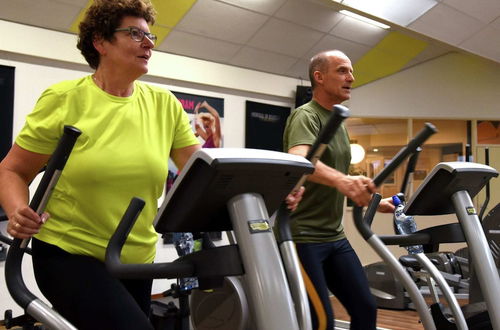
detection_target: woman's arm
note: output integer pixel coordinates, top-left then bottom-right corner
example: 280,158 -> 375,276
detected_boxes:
0,144 -> 51,239
170,144 -> 201,172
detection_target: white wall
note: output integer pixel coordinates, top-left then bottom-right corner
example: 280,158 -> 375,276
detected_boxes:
350,52 -> 500,120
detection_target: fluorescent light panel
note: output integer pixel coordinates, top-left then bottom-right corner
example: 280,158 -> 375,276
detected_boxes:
340,10 -> 390,29
335,0 -> 438,26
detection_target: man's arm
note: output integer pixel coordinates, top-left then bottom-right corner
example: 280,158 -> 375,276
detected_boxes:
288,144 -> 376,207
288,145 -> 394,212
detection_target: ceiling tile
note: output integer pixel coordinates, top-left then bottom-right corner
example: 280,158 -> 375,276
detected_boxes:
330,16 -> 389,47
303,34 -> 370,63
247,18 -> 324,58
0,0 -> 82,32
158,30 -> 242,63
442,0 -> 500,23
216,0 -> 287,15
55,0 -> 88,5
285,59 -> 311,81
175,0 -> 268,44
275,0 -> 343,32
408,4 -> 484,46
229,46 -> 298,75
461,27 -> 500,62
492,16 -> 500,30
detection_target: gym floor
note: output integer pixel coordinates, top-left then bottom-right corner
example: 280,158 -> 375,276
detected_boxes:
0,297 -> 424,330
331,296 -> 423,330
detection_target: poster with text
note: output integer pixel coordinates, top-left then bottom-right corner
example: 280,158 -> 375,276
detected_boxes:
245,101 -> 290,152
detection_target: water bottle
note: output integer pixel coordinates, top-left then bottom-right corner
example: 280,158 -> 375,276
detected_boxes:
392,195 -> 423,254
173,232 -> 200,290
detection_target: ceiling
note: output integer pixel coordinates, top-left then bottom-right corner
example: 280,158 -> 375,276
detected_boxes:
0,0 -> 499,88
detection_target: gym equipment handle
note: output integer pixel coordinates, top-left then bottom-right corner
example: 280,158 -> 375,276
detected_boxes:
105,197 -> 195,279
306,105 -> 349,166
400,147 -> 421,196
6,125 -> 81,309
5,125 -> 80,330
29,126 -> 82,214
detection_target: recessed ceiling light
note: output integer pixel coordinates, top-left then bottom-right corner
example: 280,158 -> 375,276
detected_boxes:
339,0 -> 437,26
340,10 -> 390,29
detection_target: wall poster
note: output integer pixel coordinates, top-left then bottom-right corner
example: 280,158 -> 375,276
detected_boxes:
245,100 -> 290,152
172,91 -> 224,149
0,65 -> 15,161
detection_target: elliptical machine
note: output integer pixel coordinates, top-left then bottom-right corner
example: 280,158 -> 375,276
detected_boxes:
365,148 -> 470,311
106,105 -> 350,330
354,130 -> 500,329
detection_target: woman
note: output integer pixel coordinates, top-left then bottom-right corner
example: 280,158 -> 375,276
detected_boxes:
0,0 -> 199,328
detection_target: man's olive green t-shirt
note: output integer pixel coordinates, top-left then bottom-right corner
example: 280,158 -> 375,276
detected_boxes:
283,100 -> 351,242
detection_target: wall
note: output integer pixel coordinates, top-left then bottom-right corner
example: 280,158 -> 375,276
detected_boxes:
350,52 -> 500,120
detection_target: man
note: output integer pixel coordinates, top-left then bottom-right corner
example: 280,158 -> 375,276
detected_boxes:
283,50 -> 394,330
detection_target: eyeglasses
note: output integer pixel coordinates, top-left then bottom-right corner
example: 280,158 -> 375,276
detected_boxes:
114,26 -> 157,44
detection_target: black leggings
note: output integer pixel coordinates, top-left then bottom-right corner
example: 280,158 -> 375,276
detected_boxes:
31,238 -> 154,330
296,239 -> 377,330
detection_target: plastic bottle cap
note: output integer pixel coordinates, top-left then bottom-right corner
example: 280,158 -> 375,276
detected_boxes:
392,195 -> 401,206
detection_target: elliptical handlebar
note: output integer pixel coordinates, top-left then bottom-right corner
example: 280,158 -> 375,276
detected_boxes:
105,197 -> 196,279
5,125 -> 81,330
400,147 -> 421,196
28,126 -> 82,214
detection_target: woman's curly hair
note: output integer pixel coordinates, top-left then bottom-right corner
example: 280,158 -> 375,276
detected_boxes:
77,0 -> 156,69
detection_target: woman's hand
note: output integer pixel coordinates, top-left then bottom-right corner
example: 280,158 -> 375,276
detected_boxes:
285,186 -> 305,211
7,206 -> 49,239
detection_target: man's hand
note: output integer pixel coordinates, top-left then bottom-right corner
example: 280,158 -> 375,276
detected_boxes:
336,175 -> 375,207
285,186 -> 305,211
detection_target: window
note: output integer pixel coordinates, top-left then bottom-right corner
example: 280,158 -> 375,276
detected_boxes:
345,118 -> 469,198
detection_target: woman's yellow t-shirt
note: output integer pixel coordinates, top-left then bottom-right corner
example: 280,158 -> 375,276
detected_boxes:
16,76 -> 199,263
